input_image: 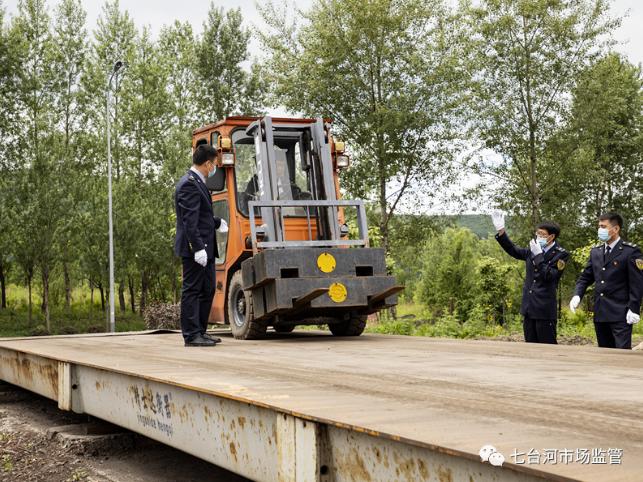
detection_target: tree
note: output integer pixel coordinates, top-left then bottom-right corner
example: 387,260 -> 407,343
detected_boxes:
260,0 -> 464,251
466,0 -> 619,230
11,0 -> 62,329
415,228 -> 480,318
0,3 -> 23,309
524,53 -> 643,252
196,4 -> 261,121
52,0 -> 88,311
78,0 -> 136,321
565,53 -> 642,236
119,27 -> 171,314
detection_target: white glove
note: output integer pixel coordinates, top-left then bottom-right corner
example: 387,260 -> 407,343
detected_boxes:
217,219 -> 228,233
569,295 -> 581,313
491,210 -> 505,231
194,249 -> 207,267
529,238 -> 543,256
626,309 -> 640,325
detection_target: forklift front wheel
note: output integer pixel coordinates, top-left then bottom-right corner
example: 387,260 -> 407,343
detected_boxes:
227,271 -> 267,340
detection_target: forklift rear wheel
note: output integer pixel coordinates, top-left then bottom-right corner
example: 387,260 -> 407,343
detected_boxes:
227,271 -> 267,340
328,314 -> 367,336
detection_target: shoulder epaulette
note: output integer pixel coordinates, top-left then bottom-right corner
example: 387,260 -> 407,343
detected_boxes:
592,244 -> 603,249
623,241 -> 637,248
556,246 -> 566,252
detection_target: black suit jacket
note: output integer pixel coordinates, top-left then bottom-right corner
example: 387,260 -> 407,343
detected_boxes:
496,232 -> 569,320
174,170 -> 221,260
574,240 -> 643,322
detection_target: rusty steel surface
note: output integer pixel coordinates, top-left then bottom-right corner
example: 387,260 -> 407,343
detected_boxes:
1,331 -> 642,481
0,347 -> 59,400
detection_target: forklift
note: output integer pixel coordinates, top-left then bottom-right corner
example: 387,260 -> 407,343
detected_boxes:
194,116 -> 403,339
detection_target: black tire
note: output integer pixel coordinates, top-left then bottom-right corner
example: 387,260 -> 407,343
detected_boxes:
273,324 -> 295,333
226,271 -> 267,340
328,314 -> 367,336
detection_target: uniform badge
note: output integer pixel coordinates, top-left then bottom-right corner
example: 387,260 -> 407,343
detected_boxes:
557,259 -> 565,270
637,259 -> 643,271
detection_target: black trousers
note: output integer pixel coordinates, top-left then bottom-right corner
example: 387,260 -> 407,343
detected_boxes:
523,316 -> 557,344
594,322 -> 632,349
180,257 -> 215,341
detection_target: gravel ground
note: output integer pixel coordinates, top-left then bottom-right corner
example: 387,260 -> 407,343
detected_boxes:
0,383 -> 247,482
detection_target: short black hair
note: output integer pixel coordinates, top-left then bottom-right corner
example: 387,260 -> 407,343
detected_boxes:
537,221 -> 560,239
599,211 -> 623,228
192,144 -> 217,165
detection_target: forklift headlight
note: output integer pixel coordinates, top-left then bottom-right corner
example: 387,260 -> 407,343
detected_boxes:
221,152 -> 235,165
336,155 -> 350,168
340,223 -> 349,237
334,140 -> 345,153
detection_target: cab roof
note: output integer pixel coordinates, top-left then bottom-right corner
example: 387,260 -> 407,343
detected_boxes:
192,116 -> 332,136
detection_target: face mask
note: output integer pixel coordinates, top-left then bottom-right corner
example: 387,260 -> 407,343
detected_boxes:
536,237 -> 548,248
597,228 -> 610,242
207,163 -> 216,178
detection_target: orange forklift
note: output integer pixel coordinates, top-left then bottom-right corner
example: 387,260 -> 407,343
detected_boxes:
194,116 -> 402,339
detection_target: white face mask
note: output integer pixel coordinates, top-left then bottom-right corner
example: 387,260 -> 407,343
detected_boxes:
207,162 -> 216,178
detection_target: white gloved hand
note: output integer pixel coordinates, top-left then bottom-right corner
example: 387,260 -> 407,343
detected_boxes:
569,295 -> 581,313
529,238 -> 543,256
491,210 -> 505,231
217,219 -> 228,233
194,249 -> 207,267
626,309 -> 640,325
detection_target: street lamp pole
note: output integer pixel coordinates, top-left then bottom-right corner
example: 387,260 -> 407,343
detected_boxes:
106,60 -> 124,333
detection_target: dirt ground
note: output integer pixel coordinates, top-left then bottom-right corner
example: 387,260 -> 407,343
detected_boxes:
0,383 -> 248,482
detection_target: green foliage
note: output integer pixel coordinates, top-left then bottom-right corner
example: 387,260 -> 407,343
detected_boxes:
415,228 -> 480,318
408,227 -> 525,325
542,53 -> 643,243
196,4 -> 264,119
466,0 -> 620,230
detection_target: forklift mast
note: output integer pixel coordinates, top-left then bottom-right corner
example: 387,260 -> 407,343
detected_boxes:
245,117 -> 368,252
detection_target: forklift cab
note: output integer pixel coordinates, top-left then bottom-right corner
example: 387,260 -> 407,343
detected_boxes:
195,116 -> 402,339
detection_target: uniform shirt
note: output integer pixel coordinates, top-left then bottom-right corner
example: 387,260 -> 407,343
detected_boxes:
605,237 -> 620,255
496,232 -> 569,320
574,239 -> 643,323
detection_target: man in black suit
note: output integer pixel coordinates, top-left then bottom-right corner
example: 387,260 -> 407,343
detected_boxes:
492,211 -> 569,344
570,212 -> 642,349
174,144 -> 227,346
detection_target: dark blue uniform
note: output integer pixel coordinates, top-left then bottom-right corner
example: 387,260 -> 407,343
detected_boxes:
174,170 -> 221,342
574,240 -> 643,349
496,232 -> 569,343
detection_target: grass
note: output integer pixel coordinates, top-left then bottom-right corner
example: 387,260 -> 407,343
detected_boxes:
0,306 -> 145,337
0,284 -> 145,337
366,302 -> 643,345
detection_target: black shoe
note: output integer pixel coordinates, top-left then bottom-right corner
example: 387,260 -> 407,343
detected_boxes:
184,334 -> 216,347
202,333 -> 222,343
